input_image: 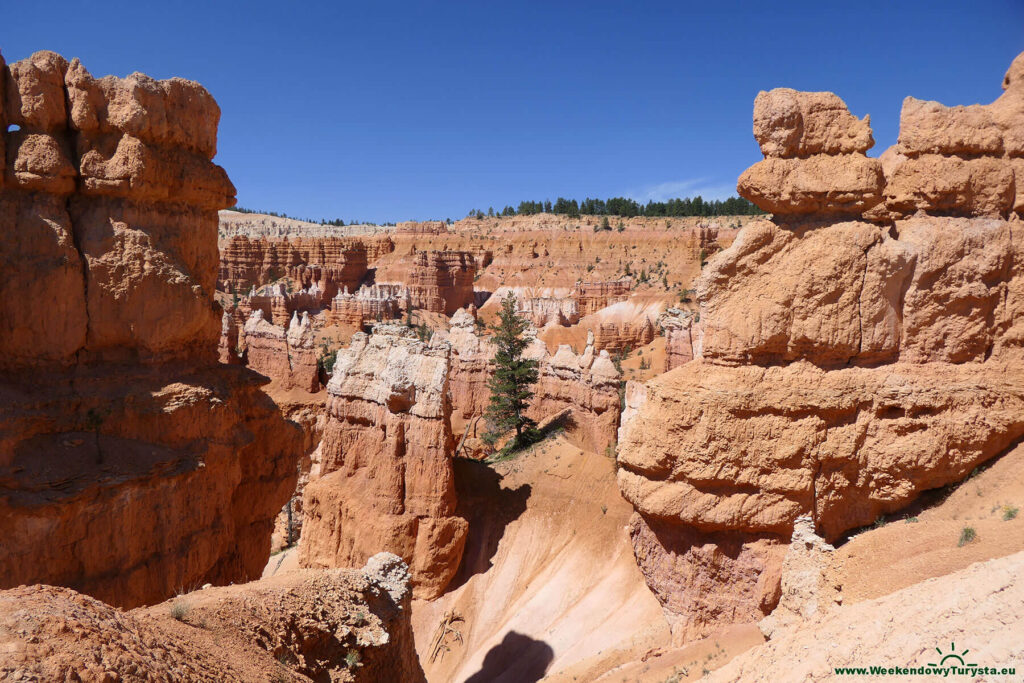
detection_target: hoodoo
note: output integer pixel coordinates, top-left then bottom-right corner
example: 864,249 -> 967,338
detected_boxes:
298,324 -> 469,599
4,21 -> 1023,682
0,51 -> 302,608
618,53 -> 1024,639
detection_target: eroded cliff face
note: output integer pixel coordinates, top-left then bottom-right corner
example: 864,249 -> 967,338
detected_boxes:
0,51 -> 301,608
375,250 -> 477,315
617,53 -> 1024,639
218,235 -> 380,299
297,325 -> 468,599
444,310 -> 623,454
240,309 -> 320,392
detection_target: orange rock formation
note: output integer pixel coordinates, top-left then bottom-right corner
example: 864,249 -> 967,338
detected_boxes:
0,51 -> 301,608
618,53 -> 1024,639
375,250 -> 477,315
0,553 -> 426,682
297,325 -> 468,599
444,311 -> 623,454
218,234 -> 380,298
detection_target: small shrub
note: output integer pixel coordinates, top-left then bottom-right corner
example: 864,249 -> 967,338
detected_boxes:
958,526 -> 977,547
601,504 -> 608,515
905,516 -> 919,524
345,650 -> 362,670
1003,505 -> 1019,521
317,347 -> 338,375
872,515 -> 887,528
170,600 -> 190,621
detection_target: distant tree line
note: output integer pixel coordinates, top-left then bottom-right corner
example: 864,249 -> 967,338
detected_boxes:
225,207 -> 395,227
468,195 -> 763,219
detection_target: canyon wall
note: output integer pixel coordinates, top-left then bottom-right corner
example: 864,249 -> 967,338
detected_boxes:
0,51 -> 301,608
329,284 -> 404,327
575,278 -> 633,316
445,311 -> 622,454
617,53 -> 1024,639
297,325 -> 468,599
375,249 -> 477,315
660,309 -> 703,371
218,234 -> 381,297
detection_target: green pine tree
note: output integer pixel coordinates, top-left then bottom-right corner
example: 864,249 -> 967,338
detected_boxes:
483,293 -> 540,451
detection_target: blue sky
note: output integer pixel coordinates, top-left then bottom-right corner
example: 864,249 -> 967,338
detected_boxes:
5,1 -> 1023,223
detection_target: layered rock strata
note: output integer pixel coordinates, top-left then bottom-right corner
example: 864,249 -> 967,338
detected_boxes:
592,317 -> 655,353
618,54 -> 1024,638
218,234 -> 377,297
298,325 -> 468,599
517,295 -> 581,327
329,284 -> 404,327
375,250 -> 476,315
573,278 -> 632,315
246,282 -> 323,326
444,312 -> 622,453
0,51 -> 301,608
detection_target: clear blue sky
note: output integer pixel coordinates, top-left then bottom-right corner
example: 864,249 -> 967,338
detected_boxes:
5,1 -> 1023,223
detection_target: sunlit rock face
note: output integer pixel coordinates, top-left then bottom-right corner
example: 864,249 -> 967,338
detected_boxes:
0,50 -> 302,608
297,324 -> 468,599
617,52 -> 1024,639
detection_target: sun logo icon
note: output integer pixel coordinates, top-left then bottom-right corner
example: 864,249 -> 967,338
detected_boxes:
928,642 -> 977,668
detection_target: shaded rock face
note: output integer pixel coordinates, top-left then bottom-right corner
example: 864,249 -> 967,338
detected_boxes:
376,250 -> 477,315
0,51 -> 302,608
298,326 -> 468,600
617,53 -> 1024,639
444,311 -> 623,454
0,553 -> 427,683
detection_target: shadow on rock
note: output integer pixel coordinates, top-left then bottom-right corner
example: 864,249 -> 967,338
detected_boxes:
446,459 -> 530,592
463,631 -> 553,683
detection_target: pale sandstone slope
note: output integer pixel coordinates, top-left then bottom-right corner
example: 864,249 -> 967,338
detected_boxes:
412,436 -> 670,683
709,551 -> 1024,682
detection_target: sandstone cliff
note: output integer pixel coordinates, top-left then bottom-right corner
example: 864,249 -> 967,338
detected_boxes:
444,311 -> 623,454
617,53 -> 1024,639
240,310 -> 320,392
375,250 -> 477,315
0,51 -> 301,608
297,325 -> 468,599
218,234 -> 380,298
